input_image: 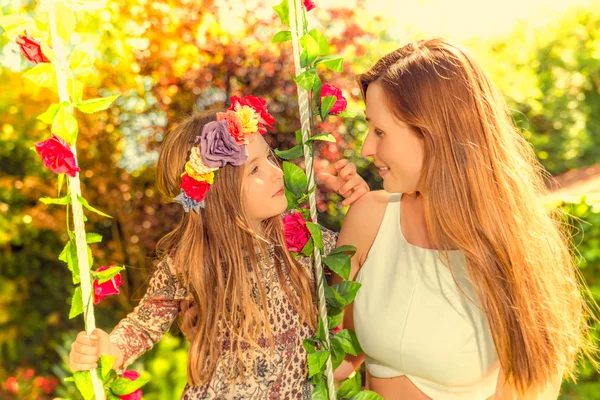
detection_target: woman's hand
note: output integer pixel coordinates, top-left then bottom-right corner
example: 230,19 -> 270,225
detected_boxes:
318,159 -> 369,206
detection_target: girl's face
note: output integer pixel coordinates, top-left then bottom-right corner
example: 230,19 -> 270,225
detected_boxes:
361,81 -> 424,194
242,134 -> 287,224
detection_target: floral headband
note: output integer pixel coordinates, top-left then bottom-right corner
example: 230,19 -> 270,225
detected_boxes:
174,95 -> 276,213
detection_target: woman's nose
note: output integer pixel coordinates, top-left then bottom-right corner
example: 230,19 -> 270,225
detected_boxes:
361,131 -> 376,159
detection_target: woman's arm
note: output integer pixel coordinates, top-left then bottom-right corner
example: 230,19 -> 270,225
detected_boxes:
331,190 -> 390,380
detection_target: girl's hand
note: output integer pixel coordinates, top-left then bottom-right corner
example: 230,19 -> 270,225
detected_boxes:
318,159 -> 369,206
180,300 -> 199,341
69,328 -> 119,371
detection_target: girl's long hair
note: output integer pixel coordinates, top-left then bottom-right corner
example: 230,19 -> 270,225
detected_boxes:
155,110 -> 316,384
358,38 -> 595,393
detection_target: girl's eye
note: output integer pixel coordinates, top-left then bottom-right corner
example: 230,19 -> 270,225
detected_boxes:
374,128 -> 384,137
250,165 -> 259,175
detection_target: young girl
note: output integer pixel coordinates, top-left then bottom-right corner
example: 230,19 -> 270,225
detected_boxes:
68,97 -> 368,398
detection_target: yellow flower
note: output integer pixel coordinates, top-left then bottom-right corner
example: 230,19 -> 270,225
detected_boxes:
235,106 -> 259,134
188,147 -> 218,176
184,162 -> 215,183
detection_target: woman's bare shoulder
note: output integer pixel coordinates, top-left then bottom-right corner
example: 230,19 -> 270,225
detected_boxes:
338,190 -> 391,263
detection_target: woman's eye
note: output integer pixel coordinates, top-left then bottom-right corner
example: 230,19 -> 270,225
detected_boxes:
374,128 -> 384,137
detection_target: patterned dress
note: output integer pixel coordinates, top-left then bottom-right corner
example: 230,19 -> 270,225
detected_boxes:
109,226 -> 338,399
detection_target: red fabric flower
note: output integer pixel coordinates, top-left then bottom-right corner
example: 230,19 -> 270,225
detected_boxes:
34,134 -> 80,177
303,0 -> 316,11
117,371 -> 142,400
282,211 -> 311,252
320,84 -> 348,115
93,266 -> 123,305
216,111 -> 246,145
16,32 -> 50,64
228,95 -> 276,135
180,173 -> 211,202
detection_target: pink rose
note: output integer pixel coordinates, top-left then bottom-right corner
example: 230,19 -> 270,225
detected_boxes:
117,370 -> 142,400
93,266 -> 123,305
320,84 -> 347,115
16,32 -> 50,64
34,134 -> 80,177
228,95 -> 276,135
282,212 -> 310,252
303,0 -> 316,11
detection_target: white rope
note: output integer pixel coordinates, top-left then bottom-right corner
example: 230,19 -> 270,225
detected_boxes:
48,1 -> 104,398
287,0 -> 336,398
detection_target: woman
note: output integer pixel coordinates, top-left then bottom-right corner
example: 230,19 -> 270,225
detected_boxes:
333,39 -> 594,399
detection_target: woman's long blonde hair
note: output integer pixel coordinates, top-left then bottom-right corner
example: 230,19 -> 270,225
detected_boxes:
154,110 -> 316,385
359,38 -> 595,393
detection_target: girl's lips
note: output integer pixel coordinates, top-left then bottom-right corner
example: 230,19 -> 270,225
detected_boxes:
273,187 -> 285,197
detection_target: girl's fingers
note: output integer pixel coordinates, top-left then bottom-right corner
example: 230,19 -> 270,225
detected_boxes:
72,353 -> 100,364
73,341 -> 99,356
69,361 -> 98,372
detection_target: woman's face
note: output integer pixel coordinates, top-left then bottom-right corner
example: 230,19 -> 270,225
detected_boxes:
242,133 -> 287,224
361,81 -> 424,194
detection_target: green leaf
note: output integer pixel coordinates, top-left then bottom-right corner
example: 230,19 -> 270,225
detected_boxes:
272,30 -> 292,43
22,63 -> 56,88
107,391 -> 120,400
333,281 -> 362,306
338,109 -> 358,119
275,144 -> 304,160
306,133 -> 336,143
57,173 -> 65,196
37,103 -> 61,124
283,162 -> 308,198
329,245 -> 357,257
52,104 -> 79,144
327,307 -> 343,331
99,355 -> 116,381
306,221 -> 323,251
295,129 -> 303,144
330,335 -> 346,370
313,75 -> 323,101
70,46 -> 94,76
55,0 -> 76,44
92,265 -> 125,284
323,252 -> 351,280
300,33 -> 320,67
324,284 -> 346,308
285,187 -> 298,210
316,316 -> 327,342
338,371 -> 362,398
68,78 -> 84,103
76,95 -> 120,114
0,15 -> 35,34
294,69 -> 318,92
308,29 -> 329,55
307,350 -> 329,378
71,371 -> 95,400
315,55 -> 343,72
69,286 -> 83,319
86,232 -> 103,244
302,337 -> 318,354
332,329 -> 363,356
40,195 -> 70,205
320,95 -> 337,121
312,376 -> 329,400
59,240 -> 80,284
301,236 -> 314,257
272,0 -> 290,27
77,195 -> 112,218
349,391 -> 385,400
110,374 -> 150,395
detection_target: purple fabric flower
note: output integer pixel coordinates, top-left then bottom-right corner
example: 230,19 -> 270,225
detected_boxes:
200,120 -> 247,167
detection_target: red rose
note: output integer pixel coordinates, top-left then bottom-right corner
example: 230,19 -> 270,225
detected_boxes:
320,84 -> 347,115
180,173 -> 211,202
217,111 -> 246,145
228,95 -> 276,135
117,371 -> 142,400
93,266 -> 123,305
16,32 -> 50,64
282,211 -> 311,252
34,134 -> 80,177
303,0 -> 316,11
